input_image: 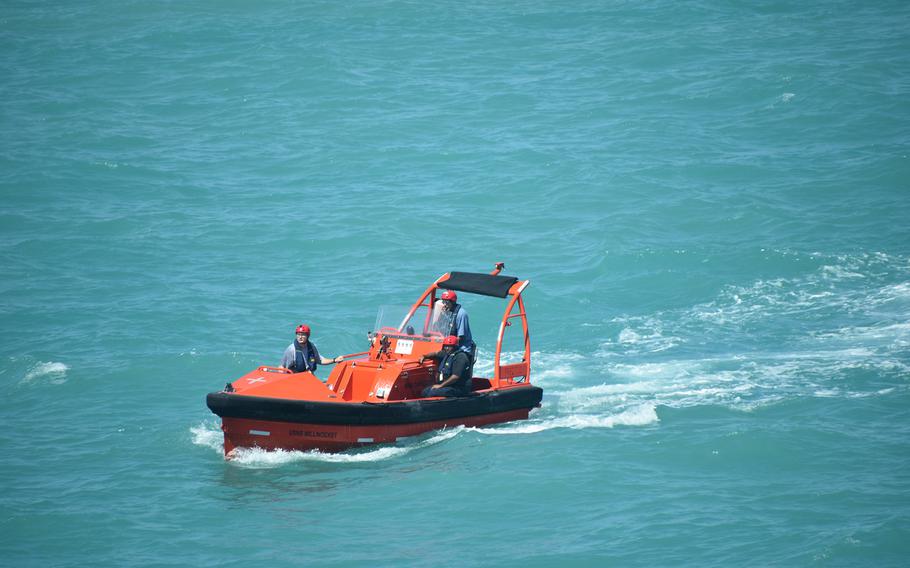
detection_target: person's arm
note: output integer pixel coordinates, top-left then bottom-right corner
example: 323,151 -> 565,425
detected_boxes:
418,350 -> 443,364
314,343 -> 343,365
280,345 -> 294,369
455,309 -> 469,344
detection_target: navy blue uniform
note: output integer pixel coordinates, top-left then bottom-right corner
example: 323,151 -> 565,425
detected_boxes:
421,350 -> 472,398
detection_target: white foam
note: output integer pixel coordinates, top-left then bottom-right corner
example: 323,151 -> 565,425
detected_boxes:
741,348 -> 877,364
533,366 -> 574,381
553,381 -> 665,414
591,341 -> 910,411
191,421 -> 464,467
685,259 -> 902,327
23,361 -> 69,383
608,360 -> 701,380
876,359 -> 910,372
619,328 -> 642,343
813,388 -> 841,398
528,351 -> 584,383
228,428 -> 463,467
587,253 -> 910,410
475,404 -> 659,435
820,323 -> 910,346
227,445 -> 412,467
881,282 -> 910,298
821,265 -> 864,280
190,422 -> 224,452
560,367 -> 763,412
472,350 -> 579,386
600,325 -> 682,356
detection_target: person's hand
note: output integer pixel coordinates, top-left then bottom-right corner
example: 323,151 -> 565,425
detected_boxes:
418,356 -> 425,364
334,356 -> 343,364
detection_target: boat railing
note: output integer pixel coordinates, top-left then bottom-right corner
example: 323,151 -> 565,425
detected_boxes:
337,351 -> 369,362
496,362 -> 529,386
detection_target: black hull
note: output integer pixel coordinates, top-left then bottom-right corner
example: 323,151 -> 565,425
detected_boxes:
206,385 -> 543,426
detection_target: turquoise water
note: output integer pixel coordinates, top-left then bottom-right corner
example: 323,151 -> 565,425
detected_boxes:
2,1 -> 909,565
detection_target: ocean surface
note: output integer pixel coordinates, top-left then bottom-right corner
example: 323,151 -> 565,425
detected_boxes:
2,1 -> 909,566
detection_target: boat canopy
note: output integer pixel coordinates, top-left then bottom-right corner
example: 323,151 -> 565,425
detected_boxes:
436,272 -> 518,298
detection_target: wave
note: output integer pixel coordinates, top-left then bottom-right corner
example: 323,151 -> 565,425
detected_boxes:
23,361 -> 69,384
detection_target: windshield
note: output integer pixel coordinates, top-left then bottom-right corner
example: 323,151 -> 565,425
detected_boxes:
374,302 -> 454,337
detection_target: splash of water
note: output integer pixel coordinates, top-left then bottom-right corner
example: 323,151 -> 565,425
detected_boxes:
23,361 -> 69,384
190,421 -> 463,467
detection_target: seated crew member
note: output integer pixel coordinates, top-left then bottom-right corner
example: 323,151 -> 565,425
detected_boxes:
418,335 -> 473,398
281,324 -> 343,373
439,290 -> 475,357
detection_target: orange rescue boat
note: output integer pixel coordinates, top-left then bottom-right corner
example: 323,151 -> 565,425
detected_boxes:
206,264 -> 542,456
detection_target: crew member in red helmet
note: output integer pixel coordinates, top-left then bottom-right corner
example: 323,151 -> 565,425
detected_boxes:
281,324 -> 343,373
418,335 -> 473,397
438,289 -> 475,357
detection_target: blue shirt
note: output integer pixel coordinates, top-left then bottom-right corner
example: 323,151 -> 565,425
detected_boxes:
452,304 -> 474,354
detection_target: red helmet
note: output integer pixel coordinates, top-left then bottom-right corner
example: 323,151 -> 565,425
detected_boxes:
443,335 -> 459,346
440,290 -> 457,302
295,324 -> 311,335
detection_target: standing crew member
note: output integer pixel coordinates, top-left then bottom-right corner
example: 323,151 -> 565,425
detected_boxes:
419,335 -> 472,397
439,290 -> 475,357
281,324 -> 343,373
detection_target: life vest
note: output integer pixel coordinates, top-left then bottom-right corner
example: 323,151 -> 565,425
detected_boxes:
293,341 -> 319,373
438,351 -> 472,392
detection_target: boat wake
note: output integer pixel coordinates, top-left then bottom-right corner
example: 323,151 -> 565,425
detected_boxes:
474,403 -> 659,435
588,252 -> 910,411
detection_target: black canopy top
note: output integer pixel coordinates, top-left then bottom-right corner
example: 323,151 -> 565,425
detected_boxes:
437,272 -> 519,298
